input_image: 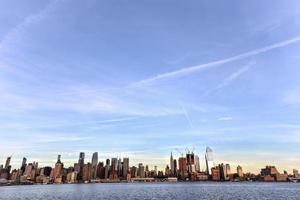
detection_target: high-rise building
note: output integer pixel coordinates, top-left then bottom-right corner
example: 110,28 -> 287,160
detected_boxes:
205,147 -> 214,175
225,164 -> 231,178
173,159 -> 177,176
211,166 -> 220,181
122,158 -> 129,179
237,165 -> 243,177
194,155 -> 200,172
97,162 -> 105,179
52,155 -> 63,183
78,152 -> 85,181
57,155 -> 61,164
21,157 -> 27,172
82,163 -> 92,182
170,152 -> 174,175
138,163 -> 145,178
5,156 -> 11,170
91,152 -> 98,179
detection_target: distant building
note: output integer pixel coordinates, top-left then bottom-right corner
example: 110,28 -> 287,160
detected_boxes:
205,147 -> 214,175
91,152 -> 98,180
211,166 -> 220,181
178,157 -> 187,179
138,163 -> 145,178
237,165 -> 244,177
78,152 -> 85,181
170,152 -> 174,176
123,158 -> 129,179
260,166 -> 287,182
194,155 -> 200,172
82,163 -> 92,182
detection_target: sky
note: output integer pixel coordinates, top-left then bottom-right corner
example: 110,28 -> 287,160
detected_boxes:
0,0 -> 300,173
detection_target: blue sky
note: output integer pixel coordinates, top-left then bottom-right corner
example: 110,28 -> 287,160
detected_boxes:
1,0 -> 300,173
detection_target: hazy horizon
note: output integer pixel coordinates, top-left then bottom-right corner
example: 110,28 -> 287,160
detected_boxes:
1,0 -> 300,173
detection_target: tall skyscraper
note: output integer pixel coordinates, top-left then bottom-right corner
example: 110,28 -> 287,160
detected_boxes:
205,147 -> 214,175
91,152 -> 98,179
123,158 -> 129,179
21,157 -> 27,172
5,156 -> 11,169
237,165 -> 243,177
57,155 -> 61,164
138,163 -> 145,178
194,155 -> 200,172
170,152 -> 174,175
78,152 -> 85,181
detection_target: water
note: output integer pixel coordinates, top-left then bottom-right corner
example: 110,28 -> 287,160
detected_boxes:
0,182 -> 299,200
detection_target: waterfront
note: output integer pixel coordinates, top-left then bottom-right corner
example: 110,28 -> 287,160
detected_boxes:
0,182 -> 299,200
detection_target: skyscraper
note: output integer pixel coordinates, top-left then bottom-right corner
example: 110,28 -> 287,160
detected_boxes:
194,155 -> 200,172
91,152 -> 98,179
122,158 -> 129,179
78,152 -> 85,181
5,156 -> 11,169
205,147 -> 214,175
170,152 -> 174,176
237,165 -> 243,177
57,155 -> 61,164
21,157 -> 27,172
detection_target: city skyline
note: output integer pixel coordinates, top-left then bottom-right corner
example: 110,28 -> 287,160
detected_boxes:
1,148 -> 299,185
1,0 -> 300,174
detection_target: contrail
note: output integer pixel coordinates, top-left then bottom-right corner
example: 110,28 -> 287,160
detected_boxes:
134,36 -> 300,85
179,103 -> 193,129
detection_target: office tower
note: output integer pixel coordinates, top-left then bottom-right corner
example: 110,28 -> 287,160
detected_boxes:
21,157 -> 27,172
117,158 -> 122,177
138,163 -> 145,178
82,163 -> 92,182
130,166 -> 137,178
173,159 -> 177,175
91,152 -> 98,179
111,158 -> 118,173
122,158 -> 129,179
186,153 -> 195,174
165,165 -> 171,176
43,166 -> 52,177
106,159 -> 110,166
154,166 -> 158,176
205,147 -> 214,175
97,162 -> 105,179
211,166 -> 220,181
237,165 -> 243,177
78,152 -> 85,181
178,157 -> 187,178
52,156 -> 63,183
5,156 -> 11,169
219,163 -> 225,181
170,152 -> 174,175
57,155 -> 61,163
194,155 -> 200,172
104,164 -> 110,179
226,164 -> 231,177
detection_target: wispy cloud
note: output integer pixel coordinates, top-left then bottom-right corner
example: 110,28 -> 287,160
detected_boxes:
0,0 -> 62,54
217,116 -> 233,121
133,36 -> 300,86
213,61 -> 254,91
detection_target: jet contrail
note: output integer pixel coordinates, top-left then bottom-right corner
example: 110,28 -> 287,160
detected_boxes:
134,36 -> 300,85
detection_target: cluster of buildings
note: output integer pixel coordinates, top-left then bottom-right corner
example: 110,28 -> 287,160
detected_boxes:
0,147 -> 299,185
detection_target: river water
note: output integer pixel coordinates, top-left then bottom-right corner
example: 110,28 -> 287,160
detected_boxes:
0,182 -> 299,200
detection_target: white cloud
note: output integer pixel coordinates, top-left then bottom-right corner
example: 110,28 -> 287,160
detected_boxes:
132,36 -> 300,86
218,116 -> 233,121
